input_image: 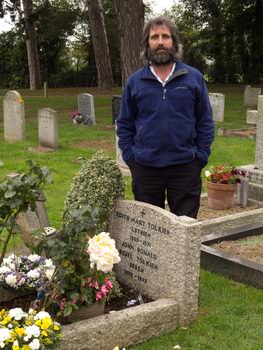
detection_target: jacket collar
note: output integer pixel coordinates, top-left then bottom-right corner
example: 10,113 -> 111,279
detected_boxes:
140,61 -> 188,83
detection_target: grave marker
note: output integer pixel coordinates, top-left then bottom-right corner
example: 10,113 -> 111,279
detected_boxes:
244,85 -> 261,109
112,95 -> 122,124
209,93 -> 225,122
255,96 -> 263,170
3,90 -> 25,142
38,108 -> 58,150
77,93 -> 95,125
109,199 -> 201,325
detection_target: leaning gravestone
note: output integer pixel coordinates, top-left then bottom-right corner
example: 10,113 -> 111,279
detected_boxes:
77,93 -> 96,125
244,85 -> 261,110
208,93 -> 225,122
3,90 -> 25,142
109,199 -> 201,325
38,108 -> 58,150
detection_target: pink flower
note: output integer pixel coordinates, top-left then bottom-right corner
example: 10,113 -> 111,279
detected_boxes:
96,291 -> 102,301
100,285 -> 108,295
89,281 -> 99,289
106,280 -> 113,290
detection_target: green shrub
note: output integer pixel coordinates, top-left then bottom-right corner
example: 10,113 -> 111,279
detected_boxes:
63,151 -> 124,231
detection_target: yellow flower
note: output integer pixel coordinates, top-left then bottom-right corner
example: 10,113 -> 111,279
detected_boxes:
35,320 -> 41,327
2,316 -> 11,325
41,317 -> 53,330
15,327 -> 25,337
21,346 -> 30,350
53,325 -> 60,331
42,330 -> 48,337
60,259 -> 70,267
12,345 -> 19,350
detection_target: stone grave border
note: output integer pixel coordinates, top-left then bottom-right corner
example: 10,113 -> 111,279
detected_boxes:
201,222 -> 263,289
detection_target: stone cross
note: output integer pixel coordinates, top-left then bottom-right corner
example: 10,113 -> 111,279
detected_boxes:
209,93 -> 225,122
38,108 -> 58,150
109,199 -> 201,325
77,93 -> 96,125
255,96 -> 263,170
3,90 -> 25,142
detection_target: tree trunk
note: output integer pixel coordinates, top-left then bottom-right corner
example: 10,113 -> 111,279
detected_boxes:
23,0 -> 41,90
87,0 -> 114,89
114,0 -> 144,86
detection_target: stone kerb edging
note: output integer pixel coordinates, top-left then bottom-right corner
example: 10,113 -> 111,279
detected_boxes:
60,298 -> 178,350
109,199 -> 201,326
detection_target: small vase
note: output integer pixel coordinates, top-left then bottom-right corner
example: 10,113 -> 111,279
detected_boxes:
206,182 -> 237,210
69,301 -> 105,322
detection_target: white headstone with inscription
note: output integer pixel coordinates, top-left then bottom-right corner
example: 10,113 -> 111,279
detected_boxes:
209,93 -> 225,122
77,93 -> 96,125
109,199 -> 201,325
244,85 -> 261,110
3,90 -> 25,142
38,108 -> 58,150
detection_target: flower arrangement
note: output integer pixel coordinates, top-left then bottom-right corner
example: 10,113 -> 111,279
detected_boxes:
44,214 -> 121,317
0,254 -> 55,292
70,111 -> 85,124
205,165 -> 246,184
0,308 -> 61,349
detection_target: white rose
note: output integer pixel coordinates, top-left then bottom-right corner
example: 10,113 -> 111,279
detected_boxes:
5,274 -> 17,287
9,308 -> 27,321
45,266 -> 55,280
27,270 -> 40,279
44,259 -> 54,267
88,232 -> 121,273
28,254 -> 41,262
29,338 -> 40,350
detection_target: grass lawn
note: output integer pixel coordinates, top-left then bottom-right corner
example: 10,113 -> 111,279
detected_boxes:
0,84 -> 263,349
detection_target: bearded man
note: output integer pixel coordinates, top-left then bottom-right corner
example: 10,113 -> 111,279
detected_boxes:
116,16 -> 214,219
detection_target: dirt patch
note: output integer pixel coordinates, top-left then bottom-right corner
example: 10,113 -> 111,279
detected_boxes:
74,138 -> 115,150
212,234 -> 263,265
197,198 -> 262,221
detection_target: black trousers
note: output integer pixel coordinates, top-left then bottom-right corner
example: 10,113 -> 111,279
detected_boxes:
129,159 -> 202,219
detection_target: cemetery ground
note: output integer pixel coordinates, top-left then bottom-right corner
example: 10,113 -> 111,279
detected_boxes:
0,84 -> 263,349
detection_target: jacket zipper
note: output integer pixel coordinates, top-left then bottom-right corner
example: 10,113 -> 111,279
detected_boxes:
163,88 -> 167,100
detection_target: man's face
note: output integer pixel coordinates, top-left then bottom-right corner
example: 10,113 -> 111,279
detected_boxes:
147,24 -> 176,65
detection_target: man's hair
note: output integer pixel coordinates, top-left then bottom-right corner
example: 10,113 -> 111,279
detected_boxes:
140,16 -> 183,64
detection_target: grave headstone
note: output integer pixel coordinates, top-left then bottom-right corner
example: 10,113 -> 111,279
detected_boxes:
244,85 -> 261,109
255,96 -> 263,170
77,93 -> 95,125
3,90 -> 25,142
38,108 -> 58,150
109,199 -> 201,325
208,93 -> 225,122
112,95 -> 122,125
246,110 -> 258,125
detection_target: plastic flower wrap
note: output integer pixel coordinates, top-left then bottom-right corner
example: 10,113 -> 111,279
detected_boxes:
0,254 -> 55,292
87,232 -> 121,273
205,165 -> 246,184
0,308 -> 61,349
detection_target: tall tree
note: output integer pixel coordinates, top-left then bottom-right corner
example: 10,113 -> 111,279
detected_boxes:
87,0 -> 114,89
23,0 -> 41,90
114,0 -> 145,86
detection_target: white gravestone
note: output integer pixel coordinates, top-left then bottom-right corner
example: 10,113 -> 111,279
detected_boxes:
255,96 -> 263,170
209,93 -> 225,122
109,199 -> 201,325
244,85 -> 261,110
38,108 -> 58,150
3,90 -> 25,142
77,93 -> 96,125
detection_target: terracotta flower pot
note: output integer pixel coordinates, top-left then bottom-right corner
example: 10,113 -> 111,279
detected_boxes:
206,182 -> 237,210
69,301 -> 105,322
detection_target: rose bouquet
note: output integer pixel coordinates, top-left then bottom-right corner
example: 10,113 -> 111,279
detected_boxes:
0,254 -> 55,292
70,111 -> 85,125
0,308 -> 61,349
205,165 -> 246,184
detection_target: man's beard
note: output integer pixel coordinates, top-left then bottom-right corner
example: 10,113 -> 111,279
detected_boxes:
147,46 -> 177,66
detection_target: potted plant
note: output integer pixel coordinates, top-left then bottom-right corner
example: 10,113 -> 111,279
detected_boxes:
205,165 -> 246,209
40,207 -> 121,322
